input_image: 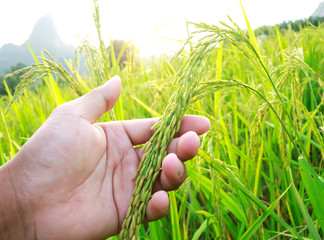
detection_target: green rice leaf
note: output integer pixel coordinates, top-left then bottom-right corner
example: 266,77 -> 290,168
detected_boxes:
192,219 -> 208,240
239,0 -> 261,57
289,168 -> 321,240
299,157 -> 324,233
149,220 -> 165,240
169,191 -> 181,240
127,92 -> 161,117
116,40 -> 133,67
240,184 -> 291,240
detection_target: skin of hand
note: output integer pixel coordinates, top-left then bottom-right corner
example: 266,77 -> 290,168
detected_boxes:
0,76 -> 210,240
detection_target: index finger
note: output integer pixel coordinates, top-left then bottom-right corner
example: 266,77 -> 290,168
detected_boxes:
101,115 -> 210,146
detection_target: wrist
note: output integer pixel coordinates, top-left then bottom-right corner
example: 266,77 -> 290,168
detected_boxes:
0,156 -> 35,239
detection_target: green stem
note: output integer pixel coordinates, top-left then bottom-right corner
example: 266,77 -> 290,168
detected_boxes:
199,149 -> 303,239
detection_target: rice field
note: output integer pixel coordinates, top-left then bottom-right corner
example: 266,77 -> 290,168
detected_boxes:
1,1 -> 323,239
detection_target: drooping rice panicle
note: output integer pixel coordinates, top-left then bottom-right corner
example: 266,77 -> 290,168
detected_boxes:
119,24 -> 222,240
120,18 -> 308,239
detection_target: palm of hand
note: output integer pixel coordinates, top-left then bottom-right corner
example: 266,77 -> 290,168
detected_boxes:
20,112 -> 145,239
7,77 -> 210,240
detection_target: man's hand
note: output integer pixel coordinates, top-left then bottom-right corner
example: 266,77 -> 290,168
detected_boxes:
0,76 -> 210,240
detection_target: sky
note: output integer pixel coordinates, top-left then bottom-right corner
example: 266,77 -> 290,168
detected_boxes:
0,0 -> 323,55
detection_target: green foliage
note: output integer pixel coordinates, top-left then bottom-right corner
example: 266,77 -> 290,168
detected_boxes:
299,157 -> 324,233
1,1 -> 324,239
255,16 -> 324,36
0,63 -> 26,95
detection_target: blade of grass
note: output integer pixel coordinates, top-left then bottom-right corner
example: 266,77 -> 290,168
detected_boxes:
274,26 -> 288,63
3,80 -> 25,132
214,41 -> 223,114
116,40 -> 133,67
240,184 -> 291,240
289,168 -> 321,240
110,38 -> 117,74
192,219 -> 208,240
253,140 -> 263,197
127,92 -> 161,117
187,165 -> 248,225
299,157 -> 324,233
239,0 -> 261,57
198,148 -> 302,239
169,191 -> 181,240
149,220 -> 166,240
0,107 -> 15,159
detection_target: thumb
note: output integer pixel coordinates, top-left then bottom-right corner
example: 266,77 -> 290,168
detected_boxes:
67,76 -> 121,123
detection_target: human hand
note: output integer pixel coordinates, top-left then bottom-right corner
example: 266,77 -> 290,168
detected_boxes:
0,76 -> 210,240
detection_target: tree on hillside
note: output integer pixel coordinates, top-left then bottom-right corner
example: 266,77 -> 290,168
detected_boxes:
0,63 -> 26,95
107,40 -> 134,67
254,16 -> 324,36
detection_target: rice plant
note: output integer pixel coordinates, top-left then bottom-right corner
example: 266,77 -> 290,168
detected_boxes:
1,0 -> 323,239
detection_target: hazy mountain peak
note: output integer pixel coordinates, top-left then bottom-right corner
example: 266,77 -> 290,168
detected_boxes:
312,2 -> 324,17
28,15 -> 63,49
0,15 -> 74,74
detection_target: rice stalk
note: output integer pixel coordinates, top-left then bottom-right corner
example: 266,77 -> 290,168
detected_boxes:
207,135 -> 226,239
119,19 -> 303,239
93,0 -> 111,82
4,50 -> 85,114
119,22 -> 224,240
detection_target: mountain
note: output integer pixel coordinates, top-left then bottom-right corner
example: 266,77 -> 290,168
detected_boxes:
0,15 -> 75,74
312,2 -> 324,17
